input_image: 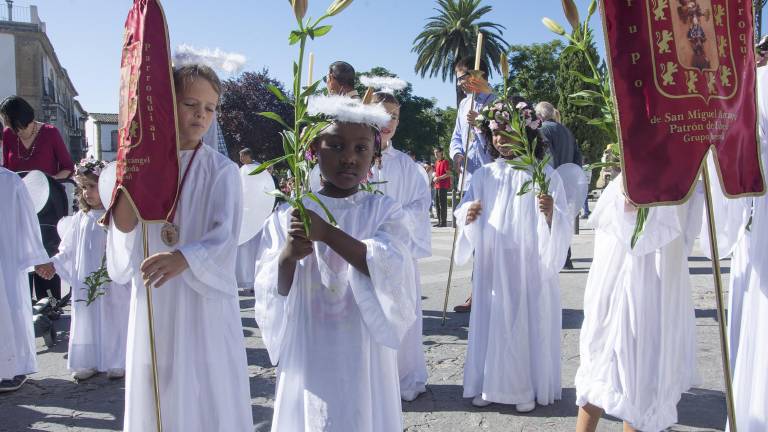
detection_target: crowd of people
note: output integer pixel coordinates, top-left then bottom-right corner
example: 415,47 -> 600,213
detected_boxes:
0,48 -> 765,432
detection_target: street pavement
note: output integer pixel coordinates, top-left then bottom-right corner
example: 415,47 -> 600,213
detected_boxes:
0,209 -> 729,431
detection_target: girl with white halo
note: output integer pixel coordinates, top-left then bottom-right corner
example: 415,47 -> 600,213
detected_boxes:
38,159 -> 131,382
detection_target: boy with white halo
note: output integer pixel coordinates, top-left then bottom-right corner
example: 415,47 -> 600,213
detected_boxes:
364,75 -> 433,402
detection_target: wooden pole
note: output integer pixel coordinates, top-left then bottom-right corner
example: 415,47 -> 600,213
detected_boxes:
441,32 -> 484,325
701,163 -> 738,431
142,223 -> 163,432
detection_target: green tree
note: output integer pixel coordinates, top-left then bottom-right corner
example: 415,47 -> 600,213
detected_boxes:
411,0 -> 508,107
556,29 -> 609,167
504,40 -> 563,105
355,67 -> 442,161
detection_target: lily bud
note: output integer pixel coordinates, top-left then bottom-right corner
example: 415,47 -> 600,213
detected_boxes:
326,0 -> 353,17
561,0 -> 580,32
292,0 -> 308,21
542,17 -> 566,36
587,0 -> 597,17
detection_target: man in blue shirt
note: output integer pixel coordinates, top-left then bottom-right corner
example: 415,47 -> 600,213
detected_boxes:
449,57 -> 495,313
449,57 -> 495,194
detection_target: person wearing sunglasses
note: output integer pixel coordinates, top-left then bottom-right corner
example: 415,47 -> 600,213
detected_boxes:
449,56 -> 495,313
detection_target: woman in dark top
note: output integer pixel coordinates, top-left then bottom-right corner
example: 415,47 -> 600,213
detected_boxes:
1,96 -> 74,300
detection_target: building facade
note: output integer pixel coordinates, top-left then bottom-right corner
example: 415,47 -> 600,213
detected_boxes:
0,3 -> 87,161
85,113 -> 118,162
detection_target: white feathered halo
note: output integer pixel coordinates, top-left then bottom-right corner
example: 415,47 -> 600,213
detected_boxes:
307,95 -> 391,129
359,76 -> 408,94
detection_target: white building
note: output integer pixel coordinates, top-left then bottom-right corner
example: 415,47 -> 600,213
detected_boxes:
85,113 -> 118,162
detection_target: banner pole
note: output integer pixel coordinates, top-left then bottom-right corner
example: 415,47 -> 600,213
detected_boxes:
142,223 -> 164,432
441,32 -> 484,326
701,163 -> 738,431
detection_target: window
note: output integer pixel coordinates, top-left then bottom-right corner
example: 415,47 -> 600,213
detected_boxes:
108,129 -> 118,152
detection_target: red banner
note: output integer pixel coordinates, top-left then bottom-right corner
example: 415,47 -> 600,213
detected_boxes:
602,0 -> 764,205
110,0 -> 179,222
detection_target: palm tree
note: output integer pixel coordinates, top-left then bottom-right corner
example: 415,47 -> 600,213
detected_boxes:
412,0 -> 508,107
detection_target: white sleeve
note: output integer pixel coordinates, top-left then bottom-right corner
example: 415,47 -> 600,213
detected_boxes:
177,167 -> 241,299
453,175 -> 480,266
537,171 -> 571,277
401,161 -> 433,258
106,218 -> 142,285
252,207 -> 296,365
15,179 -> 50,270
50,213 -> 80,285
348,202 -> 417,349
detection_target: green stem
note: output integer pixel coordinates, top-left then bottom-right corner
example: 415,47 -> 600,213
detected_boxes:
294,36 -> 307,196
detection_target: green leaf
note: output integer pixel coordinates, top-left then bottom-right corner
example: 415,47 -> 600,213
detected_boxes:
250,155 -> 291,175
312,25 -> 332,37
258,111 -> 291,129
517,179 -> 533,195
568,98 -> 598,107
569,69 -> 599,85
266,84 -> 288,102
289,30 -> 303,45
266,189 -> 291,202
305,191 -> 337,225
630,207 -> 649,249
300,79 -> 323,98
570,90 -> 602,99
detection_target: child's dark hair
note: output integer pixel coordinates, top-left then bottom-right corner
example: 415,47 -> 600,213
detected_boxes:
0,95 -> 35,132
75,172 -> 100,213
173,64 -> 222,98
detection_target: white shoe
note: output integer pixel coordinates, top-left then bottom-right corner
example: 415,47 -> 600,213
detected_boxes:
107,368 -> 125,379
471,396 -> 492,407
72,369 -> 97,381
516,401 -> 536,412
401,386 -> 426,402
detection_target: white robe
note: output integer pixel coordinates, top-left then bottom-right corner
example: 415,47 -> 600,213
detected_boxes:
370,142 -> 432,395
0,167 -> 49,380
51,209 -> 130,372
106,145 -> 253,432
235,162 -> 261,289
723,65 -> 768,432
454,159 -> 570,405
575,175 -> 704,432
254,192 -> 417,432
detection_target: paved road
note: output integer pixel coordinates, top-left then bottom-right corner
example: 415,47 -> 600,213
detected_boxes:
0,215 -> 729,431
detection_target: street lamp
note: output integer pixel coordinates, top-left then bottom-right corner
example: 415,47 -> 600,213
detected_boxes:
5,1 -> 13,21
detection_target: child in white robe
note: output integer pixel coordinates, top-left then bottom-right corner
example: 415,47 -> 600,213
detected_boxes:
0,167 -> 52,393
235,147 -> 262,291
724,65 -> 768,432
44,159 -> 130,381
575,175 -> 703,432
455,101 -> 570,411
254,101 -> 416,431
107,64 -> 253,432
369,91 -> 432,402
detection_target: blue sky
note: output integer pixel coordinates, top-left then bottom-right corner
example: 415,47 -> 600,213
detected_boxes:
25,1 -> 765,112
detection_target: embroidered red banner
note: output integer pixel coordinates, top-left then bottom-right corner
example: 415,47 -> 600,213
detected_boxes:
110,0 -> 179,222
601,0 -> 764,205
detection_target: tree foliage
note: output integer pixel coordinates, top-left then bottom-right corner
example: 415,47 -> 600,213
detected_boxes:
219,69 -> 294,164
504,40 -> 563,106
556,30 -> 609,166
